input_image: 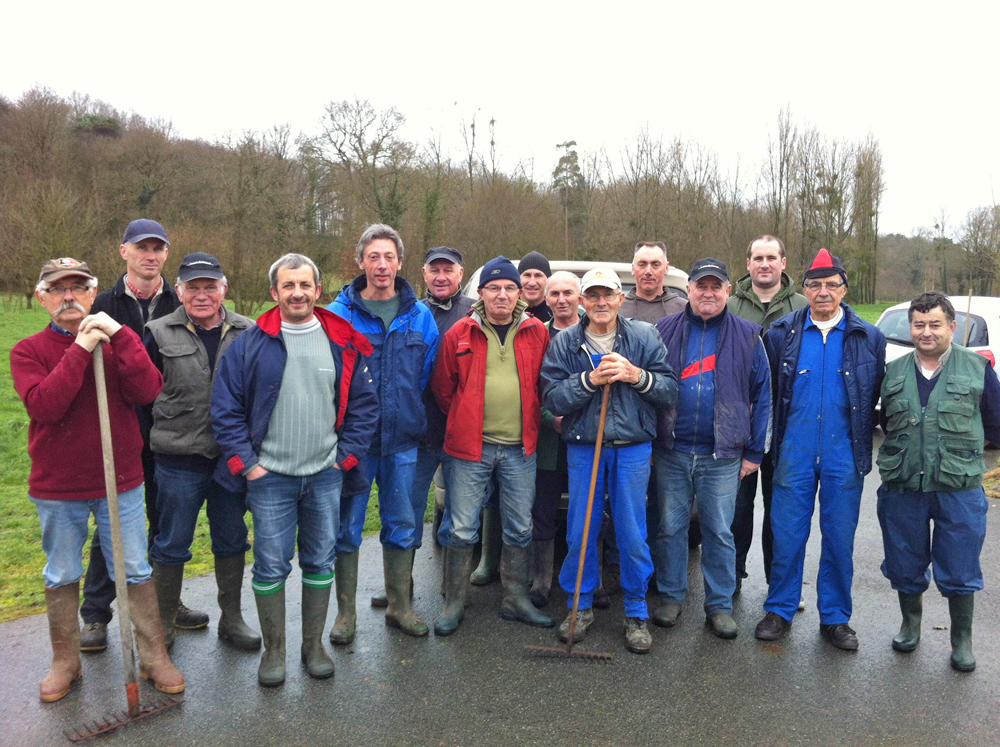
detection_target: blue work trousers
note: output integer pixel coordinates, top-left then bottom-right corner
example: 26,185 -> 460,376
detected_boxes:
561,442 -> 653,619
336,448 -> 419,554
877,485 -> 987,597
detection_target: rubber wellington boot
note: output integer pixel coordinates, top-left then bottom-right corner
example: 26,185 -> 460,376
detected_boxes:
470,504 -> 501,586
40,582 -> 82,702
329,552 -> 358,645
152,561 -> 184,649
529,539 -> 555,608
301,584 -> 335,679
892,592 -> 922,653
215,554 -> 261,650
499,545 -> 555,628
435,547 -> 473,636
384,548 -> 429,636
949,594 -> 976,672
254,587 -> 286,687
128,580 -> 185,694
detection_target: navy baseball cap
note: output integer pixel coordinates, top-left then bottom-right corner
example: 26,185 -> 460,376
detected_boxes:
424,246 -> 463,265
689,258 -> 729,283
177,252 -> 225,282
122,218 -> 169,246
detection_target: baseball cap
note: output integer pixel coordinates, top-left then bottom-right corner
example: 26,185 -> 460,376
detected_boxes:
122,218 -> 170,246
38,257 -> 96,284
424,246 -> 463,265
688,258 -> 729,283
177,252 -> 225,282
580,267 -> 623,293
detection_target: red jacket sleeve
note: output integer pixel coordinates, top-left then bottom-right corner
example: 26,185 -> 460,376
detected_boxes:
432,325 -> 460,415
10,338 -> 92,424
109,326 -> 164,406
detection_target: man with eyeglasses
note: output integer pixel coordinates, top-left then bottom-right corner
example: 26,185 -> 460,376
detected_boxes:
619,241 -> 686,324
754,249 -> 886,651
431,256 -> 554,636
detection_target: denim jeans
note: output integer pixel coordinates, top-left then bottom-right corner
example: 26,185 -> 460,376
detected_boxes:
245,466 -> 343,594
31,486 -> 151,589
443,443 -> 535,549
653,448 -> 741,615
149,463 -> 250,566
560,442 -> 653,618
336,448 -> 418,554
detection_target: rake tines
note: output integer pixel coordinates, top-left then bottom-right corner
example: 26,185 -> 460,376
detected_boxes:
524,644 -> 613,661
65,695 -> 181,742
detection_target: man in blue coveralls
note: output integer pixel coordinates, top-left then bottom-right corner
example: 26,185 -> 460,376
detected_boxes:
754,249 -> 886,650
876,291 -> 1000,672
327,224 -> 439,642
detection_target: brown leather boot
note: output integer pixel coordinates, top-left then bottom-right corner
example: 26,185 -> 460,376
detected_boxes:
40,582 -> 83,702
127,580 -> 185,694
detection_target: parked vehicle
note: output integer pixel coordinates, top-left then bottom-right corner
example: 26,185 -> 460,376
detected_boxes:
875,296 -> 998,366
462,260 -> 689,299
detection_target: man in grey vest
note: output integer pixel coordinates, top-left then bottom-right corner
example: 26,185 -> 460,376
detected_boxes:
144,253 -> 259,652
876,291 -> 1000,672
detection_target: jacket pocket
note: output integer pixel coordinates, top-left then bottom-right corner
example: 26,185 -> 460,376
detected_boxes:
883,397 -> 910,432
876,432 -> 908,482
937,437 -> 983,488
936,399 -> 974,433
158,340 -> 199,359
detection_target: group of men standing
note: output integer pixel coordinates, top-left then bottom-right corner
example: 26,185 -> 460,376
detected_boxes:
13,222 -> 994,703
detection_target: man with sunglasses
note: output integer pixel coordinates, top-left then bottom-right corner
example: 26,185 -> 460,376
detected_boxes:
754,249 -> 886,651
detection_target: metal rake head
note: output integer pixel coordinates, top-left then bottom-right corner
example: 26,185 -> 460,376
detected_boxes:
524,644 -> 613,662
65,695 -> 181,742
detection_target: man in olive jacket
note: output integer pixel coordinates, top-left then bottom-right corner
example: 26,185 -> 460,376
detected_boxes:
726,235 -> 807,593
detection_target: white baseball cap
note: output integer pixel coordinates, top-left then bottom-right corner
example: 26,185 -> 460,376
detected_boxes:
580,267 -> 623,293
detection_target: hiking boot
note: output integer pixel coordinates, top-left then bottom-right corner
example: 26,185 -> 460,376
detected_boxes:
499,545 -> 555,628
215,554 -> 261,651
80,622 -> 108,653
529,538 -> 554,608
174,601 -> 209,630
470,504 -> 501,586
624,617 -> 653,654
329,552 -> 358,645
40,583 -> 82,702
128,580 -> 185,694
301,583 -> 335,679
383,548 -> 428,637
651,600 -> 682,628
892,592 -> 922,653
152,561 -> 183,649
435,547 -> 474,636
255,587 -> 286,687
754,611 -> 792,641
820,623 -> 859,651
558,608 -> 595,643
707,612 -> 739,640
949,595 -> 976,672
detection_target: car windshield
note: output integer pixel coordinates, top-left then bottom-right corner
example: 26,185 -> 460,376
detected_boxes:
877,309 -> 989,347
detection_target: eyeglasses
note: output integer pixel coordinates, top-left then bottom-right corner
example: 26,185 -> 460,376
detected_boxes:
804,280 -> 846,291
583,289 -> 620,302
42,284 -> 91,297
482,284 -> 519,294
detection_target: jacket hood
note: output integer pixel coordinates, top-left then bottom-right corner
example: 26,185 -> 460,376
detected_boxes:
732,272 -> 797,308
623,287 -> 683,302
255,305 -> 373,355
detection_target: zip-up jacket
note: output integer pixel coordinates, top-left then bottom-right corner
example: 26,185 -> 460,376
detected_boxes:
420,291 -> 475,450
327,276 -> 438,455
727,272 -> 808,331
432,300 -> 548,461
210,306 -> 378,492
764,303 -> 886,475
542,315 -> 677,446
657,306 -> 771,462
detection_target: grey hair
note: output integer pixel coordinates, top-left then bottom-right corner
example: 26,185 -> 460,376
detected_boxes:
175,275 -> 228,290
36,276 -> 98,293
544,270 -> 581,296
269,254 -> 320,289
356,223 -> 404,263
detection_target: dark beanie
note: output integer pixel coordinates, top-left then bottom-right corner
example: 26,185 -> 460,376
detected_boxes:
803,248 -> 848,287
479,256 -> 522,289
517,251 -> 552,277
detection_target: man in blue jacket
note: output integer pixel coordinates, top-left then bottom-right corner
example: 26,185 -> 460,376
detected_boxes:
327,224 -> 439,643
211,253 -> 378,687
754,249 -> 886,651
542,267 -> 678,654
653,258 -> 771,640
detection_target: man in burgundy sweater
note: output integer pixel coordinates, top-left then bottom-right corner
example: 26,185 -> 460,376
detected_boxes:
10,258 -> 184,702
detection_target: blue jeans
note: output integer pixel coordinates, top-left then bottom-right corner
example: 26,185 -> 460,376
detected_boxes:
413,446 -> 449,547
443,443 -> 535,549
31,486 -> 151,589
653,448 -> 741,615
336,448 -> 418,554
150,464 -> 250,566
877,486 -> 988,597
561,442 -> 653,618
245,466 -> 343,594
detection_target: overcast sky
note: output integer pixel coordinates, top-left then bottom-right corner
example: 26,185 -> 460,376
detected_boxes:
4,0 -> 997,237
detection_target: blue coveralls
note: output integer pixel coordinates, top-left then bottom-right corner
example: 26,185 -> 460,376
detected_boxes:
765,313 -> 863,624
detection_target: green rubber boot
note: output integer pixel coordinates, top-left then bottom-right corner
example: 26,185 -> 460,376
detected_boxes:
383,548 -> 428,637
892,592 -> 922,653
435,547 -> 473,636
470,504 -> 501,586
215,554 -> 261,651
328,552 -> 358,645
301,583 -> 335,679
949,594 -> 976,672
499,545 -> 555,628
529,539 -> 555,608
254,587 -> 286,687
152,561 -> 184,650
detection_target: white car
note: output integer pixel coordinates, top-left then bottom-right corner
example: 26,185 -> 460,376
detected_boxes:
463,260 -> 689,299
874,296 -> 999,367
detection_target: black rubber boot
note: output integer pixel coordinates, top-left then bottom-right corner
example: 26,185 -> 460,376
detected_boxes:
329,552 -> 358,645
301,584 -> 335,679
383,548 -> 428,637
254,588 -> 286,687
499,545 -> 555,628
435,547 -> 473,636
529,539 -> 555,608
470,504 -> 501,585
152,561 -> 183,649
892,592 -> 922,653
215,554 -> 261,651
949,594 -> 975,672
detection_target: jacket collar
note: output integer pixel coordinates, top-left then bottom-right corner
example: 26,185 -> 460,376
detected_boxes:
684,303 -> 727,327
469,298 -> 530,330
342,274 -> 417,318
774,302 -> 865,336
256,306 -> 373,355
732,272 -> 798,308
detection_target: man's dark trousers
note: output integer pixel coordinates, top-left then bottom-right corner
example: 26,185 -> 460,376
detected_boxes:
732,454 -> 774,584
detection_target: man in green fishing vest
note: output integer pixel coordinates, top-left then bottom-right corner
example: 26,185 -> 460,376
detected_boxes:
876,291 -> 1000,672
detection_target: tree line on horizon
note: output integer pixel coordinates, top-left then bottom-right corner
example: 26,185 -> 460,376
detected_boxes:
1,88 -> 997,315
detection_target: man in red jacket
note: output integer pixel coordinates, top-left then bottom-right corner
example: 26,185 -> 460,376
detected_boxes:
11,258 -> 183,702
432,256 -> 555,636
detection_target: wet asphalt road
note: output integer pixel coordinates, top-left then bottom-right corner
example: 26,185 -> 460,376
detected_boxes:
2,440 -> 998,747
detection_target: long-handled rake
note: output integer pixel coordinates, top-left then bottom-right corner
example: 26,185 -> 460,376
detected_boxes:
526,383 -> 613,661
64,344 -> 181,742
